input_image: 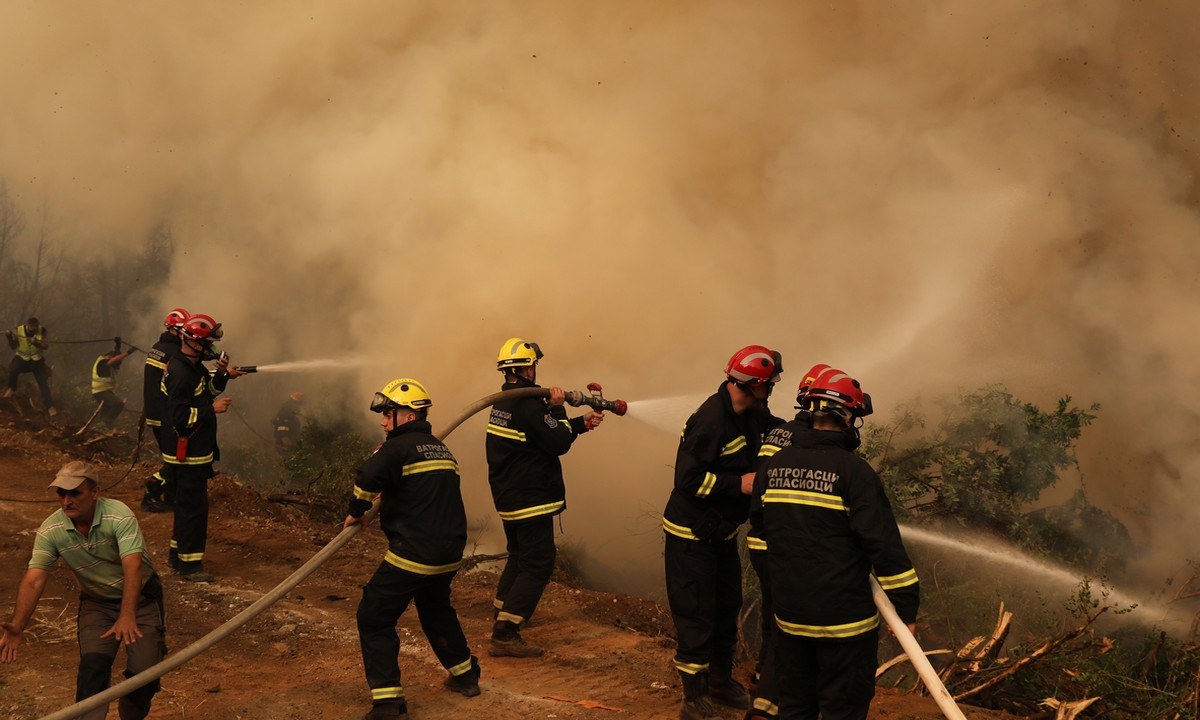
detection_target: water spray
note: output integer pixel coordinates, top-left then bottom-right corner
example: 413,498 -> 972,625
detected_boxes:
232,357 -> 365,374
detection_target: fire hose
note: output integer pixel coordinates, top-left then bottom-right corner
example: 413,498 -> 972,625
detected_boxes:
871,576 -> 968,719
37,385 -> 626,720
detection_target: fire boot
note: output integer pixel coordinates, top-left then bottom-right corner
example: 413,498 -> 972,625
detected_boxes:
679,672 -> 721,720
709,662 -> 750,709
443,672 -> 481,697
361,701 -> 407,720
489,620 -> 544,657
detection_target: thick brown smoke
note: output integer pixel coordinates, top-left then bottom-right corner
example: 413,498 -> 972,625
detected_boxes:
2,2 -> 1199,594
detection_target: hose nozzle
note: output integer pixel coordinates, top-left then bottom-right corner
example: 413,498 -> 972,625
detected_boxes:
239,365 -> 259,374
565,382 -> 627,416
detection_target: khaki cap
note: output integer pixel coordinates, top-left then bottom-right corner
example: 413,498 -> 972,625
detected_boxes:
49,461 -> 99,491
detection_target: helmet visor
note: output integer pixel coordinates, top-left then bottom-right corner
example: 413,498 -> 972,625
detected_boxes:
369,392 -> 399,414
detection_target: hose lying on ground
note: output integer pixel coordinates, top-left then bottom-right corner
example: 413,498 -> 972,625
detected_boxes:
871,576 -> 969,720
37,387 -> 549,720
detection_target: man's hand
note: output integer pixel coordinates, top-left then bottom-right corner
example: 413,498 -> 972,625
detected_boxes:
344,514 -> 371,530
0,622 -> 23,663
547,386 -> 565,407
213,397 -> 233,414
100,613 -> 143,645
886,622 -> 917,637
226,365 -> 250,378
740,472 -> 755,495
583,410 -> 604,431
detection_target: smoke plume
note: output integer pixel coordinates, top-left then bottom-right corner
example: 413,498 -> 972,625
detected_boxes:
2,2 -> 1199,594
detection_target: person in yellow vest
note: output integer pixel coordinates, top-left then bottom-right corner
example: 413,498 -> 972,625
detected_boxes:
92,347 -> 132,427
4,317 -> 57,416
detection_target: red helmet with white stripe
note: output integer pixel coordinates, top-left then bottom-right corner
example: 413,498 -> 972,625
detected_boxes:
182,314 -> 222,342
803,367 -> 872,418
796,363 -> 831,405
163,308 -> 190,330
725,345 -> 782,386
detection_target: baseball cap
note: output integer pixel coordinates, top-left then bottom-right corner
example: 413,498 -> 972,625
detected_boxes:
49,461 -> 99,491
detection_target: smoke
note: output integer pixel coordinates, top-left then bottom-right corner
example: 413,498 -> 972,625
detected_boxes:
2,2 -> 1199,593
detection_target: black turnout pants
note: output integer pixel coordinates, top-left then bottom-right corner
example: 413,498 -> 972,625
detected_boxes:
664,533 -> 742,675
357,560 -> 475,705
494,515 -> 556,627
76,577 -> 167,720
93,391 -> 125,426
776,629 -> 879,720
171,464 -> 212,570
749,549 -> 779,714
8,357 -> 53,408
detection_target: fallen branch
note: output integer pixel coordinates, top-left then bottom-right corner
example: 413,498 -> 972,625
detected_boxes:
953,606 -> 1109,702
877,649 -> 953,678
461,552 -> 508,572
74,402 -> 104,436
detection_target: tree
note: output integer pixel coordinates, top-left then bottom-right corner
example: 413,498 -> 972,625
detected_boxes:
861,385 -> 1122,564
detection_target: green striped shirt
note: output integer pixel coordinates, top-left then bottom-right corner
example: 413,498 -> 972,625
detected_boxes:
29,497 -> 155,600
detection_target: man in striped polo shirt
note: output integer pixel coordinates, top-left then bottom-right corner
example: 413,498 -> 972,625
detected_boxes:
345,378 -> 480,720
1,461 -> 166,720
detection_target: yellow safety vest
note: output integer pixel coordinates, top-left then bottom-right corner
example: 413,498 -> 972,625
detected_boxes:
92,356 -> 117,395
14,326 -> 44,362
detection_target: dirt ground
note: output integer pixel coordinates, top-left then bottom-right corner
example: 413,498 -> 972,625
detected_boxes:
0,412 -> 1024,720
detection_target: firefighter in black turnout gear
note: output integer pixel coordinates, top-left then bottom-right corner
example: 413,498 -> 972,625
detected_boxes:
752,369 -> 919,720
664,345 -> 783,720
346,378 -> 480,720
486,337 -> 604,658
158,313 -> 246,582
744,363 -> 829,720
141,308 -> 189,512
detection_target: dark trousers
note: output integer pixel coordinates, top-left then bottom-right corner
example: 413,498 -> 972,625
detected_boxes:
76,577 -> 166,720
93,391 -> 125,426
494,516 -> 556,626
8,356 -> 53,409
664,533 -> 742,675
749,549 -> 779,715
146,427 -> 175,504
357,560 -> 476,706
776,630 -> 878,720
171,464 -> 212,570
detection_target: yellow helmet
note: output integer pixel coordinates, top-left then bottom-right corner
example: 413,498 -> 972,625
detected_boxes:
370,378 -> 432,413
496,337 -> 544,371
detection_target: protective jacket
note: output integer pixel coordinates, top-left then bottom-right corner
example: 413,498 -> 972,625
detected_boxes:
663,383 -> 777,543
747,413 -> 813,553
755,429 -> 919,640
159,355 -> 228,466
12,325 -> 46,361
91,356 -> 119,395
143,333 -> 182,428
486,376 -> 588,523
348,419 -> 467,574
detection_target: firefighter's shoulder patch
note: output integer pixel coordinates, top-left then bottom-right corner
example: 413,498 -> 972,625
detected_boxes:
544,415 -> 558,429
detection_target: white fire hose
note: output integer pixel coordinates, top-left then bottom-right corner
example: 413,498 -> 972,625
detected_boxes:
871,575 -> 968,720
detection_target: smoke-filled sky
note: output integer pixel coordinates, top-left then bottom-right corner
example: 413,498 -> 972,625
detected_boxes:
3,2 -> 1199,594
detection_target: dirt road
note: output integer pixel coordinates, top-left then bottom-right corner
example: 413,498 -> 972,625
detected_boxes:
0,420 -> 1019,719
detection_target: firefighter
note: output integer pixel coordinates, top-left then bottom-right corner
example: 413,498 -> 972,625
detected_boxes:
4,317 -> 57,416
664,345 -> 783,720
141,308 -> 189,513
1,461 -> 166,720
753,369 -> 918,720
272,390 -> 305,455
158,314 -> 246,582
744,363 -> 828,720
345,378 -> 480,720
486,337 -> 603,657
91,345 -> 131,427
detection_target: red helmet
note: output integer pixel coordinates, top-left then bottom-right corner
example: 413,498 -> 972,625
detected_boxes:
163,308 -> 190,329
796,363 -> 831,403
725,345 -> 782,386
182,314 -> 222,342
804,368 -> 872,417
